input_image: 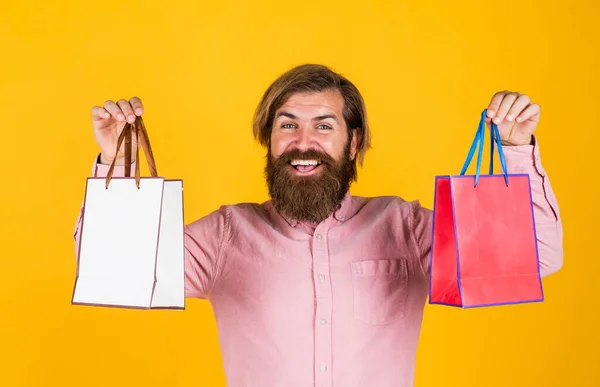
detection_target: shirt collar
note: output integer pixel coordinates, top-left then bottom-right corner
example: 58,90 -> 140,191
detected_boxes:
333,191 -> 352,222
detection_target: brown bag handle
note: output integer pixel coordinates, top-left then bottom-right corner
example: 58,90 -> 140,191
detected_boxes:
105,116 -> 158,189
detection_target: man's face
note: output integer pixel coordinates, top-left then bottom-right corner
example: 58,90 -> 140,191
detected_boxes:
265,90 -> 358,223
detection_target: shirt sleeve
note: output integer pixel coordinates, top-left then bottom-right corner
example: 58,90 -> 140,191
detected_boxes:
183,206 -> 230,299
73,154 -> 228,300
501,135 -> 563,277
412,135 -> 563,279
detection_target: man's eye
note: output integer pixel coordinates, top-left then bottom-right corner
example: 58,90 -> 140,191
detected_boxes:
282,124 -> 295,129
317,124 -> 332,130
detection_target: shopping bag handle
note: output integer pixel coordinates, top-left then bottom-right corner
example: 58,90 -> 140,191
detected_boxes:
459,109 -> 508,187
105,116 -> 158,189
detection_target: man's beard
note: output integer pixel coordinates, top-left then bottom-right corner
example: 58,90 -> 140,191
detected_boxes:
265,141 -> 355,224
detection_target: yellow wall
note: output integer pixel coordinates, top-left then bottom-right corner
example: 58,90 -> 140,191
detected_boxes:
1,0 -> 597,386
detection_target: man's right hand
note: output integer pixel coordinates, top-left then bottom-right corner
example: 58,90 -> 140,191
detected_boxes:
91,97 -> 144,166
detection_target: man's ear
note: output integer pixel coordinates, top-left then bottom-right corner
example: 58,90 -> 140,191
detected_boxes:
350,128 -> 360,161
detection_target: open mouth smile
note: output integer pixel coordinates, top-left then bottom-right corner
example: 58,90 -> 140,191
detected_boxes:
289,159 -> 323,175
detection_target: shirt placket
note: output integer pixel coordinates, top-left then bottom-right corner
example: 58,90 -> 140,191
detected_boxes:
312,220 -> 333,387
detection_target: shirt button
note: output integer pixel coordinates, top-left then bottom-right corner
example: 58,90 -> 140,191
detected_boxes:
320,318 -> 327,325
318,273 -> 325,282
316,233 -> 322,240
320,364 -> 327,372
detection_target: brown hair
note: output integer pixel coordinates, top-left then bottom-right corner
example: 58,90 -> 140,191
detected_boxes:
252,64 -> 371,166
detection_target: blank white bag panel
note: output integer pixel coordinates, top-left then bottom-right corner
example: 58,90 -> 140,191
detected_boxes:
73,177 -> 165,308
151,180 -> 185,309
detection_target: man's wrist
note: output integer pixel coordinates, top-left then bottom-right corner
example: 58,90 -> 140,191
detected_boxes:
99,153 -> 134,166
502,135 -> 534,147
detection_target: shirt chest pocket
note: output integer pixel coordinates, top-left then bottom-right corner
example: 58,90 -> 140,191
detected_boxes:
351,259 -> 409,325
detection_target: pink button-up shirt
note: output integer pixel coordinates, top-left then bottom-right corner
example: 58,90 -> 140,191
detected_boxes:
74,138 -> 563,387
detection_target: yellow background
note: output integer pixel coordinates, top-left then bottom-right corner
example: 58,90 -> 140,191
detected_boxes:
1,0 -> 598,386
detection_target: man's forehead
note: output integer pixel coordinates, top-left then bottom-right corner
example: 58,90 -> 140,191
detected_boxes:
276,90 -> 344,117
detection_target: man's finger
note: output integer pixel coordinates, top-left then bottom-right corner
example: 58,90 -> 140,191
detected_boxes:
91,106 -> 110,121
130,96 -> 144,116
486,91 -> 508,119
117,99 -> 136,123
505,94 -> 531,122
493,92 -> 519,124
103,100 -> 125,122
516,103 -> 541,123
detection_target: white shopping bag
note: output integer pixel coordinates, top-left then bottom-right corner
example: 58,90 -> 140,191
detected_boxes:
72,117 -> 185,310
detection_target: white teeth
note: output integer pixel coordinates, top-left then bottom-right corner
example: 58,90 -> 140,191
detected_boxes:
291,159 -> 321,166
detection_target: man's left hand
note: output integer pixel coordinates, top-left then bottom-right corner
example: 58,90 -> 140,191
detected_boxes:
485,91 -> 539,146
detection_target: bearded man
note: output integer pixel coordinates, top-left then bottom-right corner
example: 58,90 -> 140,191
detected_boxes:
77,64 -> 563,387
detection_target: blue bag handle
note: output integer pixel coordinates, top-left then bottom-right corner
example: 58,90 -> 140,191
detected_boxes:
459,109 -> 509,187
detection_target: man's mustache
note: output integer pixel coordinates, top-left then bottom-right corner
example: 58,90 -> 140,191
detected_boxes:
275,149 -> 336,165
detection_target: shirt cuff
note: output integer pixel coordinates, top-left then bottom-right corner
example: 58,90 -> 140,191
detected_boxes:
501,135 -> 546,178
91,153 -> 136,177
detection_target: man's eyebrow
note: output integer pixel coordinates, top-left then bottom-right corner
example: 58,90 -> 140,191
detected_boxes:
313,114 -> 338,122
275,112 -> 297,119
275,112 -> 339,122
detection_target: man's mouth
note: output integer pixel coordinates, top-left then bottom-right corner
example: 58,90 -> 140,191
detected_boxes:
289,159 -> 323,174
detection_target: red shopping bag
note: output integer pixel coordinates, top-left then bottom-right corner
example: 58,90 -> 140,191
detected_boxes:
428,110 -> 543,308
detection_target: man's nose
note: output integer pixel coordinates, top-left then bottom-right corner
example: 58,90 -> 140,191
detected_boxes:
294,127 -> 316,151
